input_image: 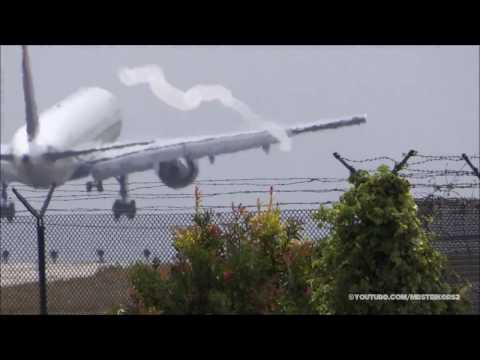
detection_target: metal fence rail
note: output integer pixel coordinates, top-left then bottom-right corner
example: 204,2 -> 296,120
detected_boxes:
1,200 -> 479,314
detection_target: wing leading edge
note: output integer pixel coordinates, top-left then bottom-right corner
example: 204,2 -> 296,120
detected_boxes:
66,115 -> 366,182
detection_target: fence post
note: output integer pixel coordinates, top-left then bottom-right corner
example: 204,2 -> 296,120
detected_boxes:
333,152 -> 356,175
37,217 -> 48,315
392,150 -> 417,174
461,153 -> 480,180
11,185 -> 55,315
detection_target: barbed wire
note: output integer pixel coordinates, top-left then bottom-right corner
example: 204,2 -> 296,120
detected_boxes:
2,153 -> 478,215
336,156 -> 398,163
11,177 -> 351,191
10,200 -> 335,215
7,150 -> 478,196
13,181 -> 478,201
337,153 -> 479,167
10,171 -> 477,191
400,170 -> 476,178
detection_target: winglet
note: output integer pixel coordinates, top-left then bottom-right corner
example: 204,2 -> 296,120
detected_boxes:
21,45 -> 39,142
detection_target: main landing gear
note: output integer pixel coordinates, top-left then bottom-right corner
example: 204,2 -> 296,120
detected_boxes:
112,175 -> 136,221
1,202 -> 15,222
0,183 -> 15,222
86,177 -> 136,220
113,199 -> 136,220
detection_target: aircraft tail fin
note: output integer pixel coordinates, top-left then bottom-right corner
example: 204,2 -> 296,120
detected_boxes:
21,45 -> 40,142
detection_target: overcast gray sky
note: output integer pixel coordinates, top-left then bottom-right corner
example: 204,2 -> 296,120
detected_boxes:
1,46 -> 478,212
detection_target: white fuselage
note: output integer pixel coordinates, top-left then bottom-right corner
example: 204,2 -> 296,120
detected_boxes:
10,87 -> 122,188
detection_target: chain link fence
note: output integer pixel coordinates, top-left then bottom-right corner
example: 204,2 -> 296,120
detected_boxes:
1,199 -> 478,314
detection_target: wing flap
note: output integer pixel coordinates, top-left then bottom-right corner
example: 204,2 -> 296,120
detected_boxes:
91,144 -> 183,180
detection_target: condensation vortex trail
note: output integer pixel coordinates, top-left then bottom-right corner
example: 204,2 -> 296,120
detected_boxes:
118,64 -> 292,151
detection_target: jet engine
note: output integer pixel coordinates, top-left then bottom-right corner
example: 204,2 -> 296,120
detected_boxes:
156,158 -> 199,189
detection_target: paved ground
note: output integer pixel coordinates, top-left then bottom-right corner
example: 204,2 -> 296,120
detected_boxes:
0,265 -> 131,314
0,262 -> 104,287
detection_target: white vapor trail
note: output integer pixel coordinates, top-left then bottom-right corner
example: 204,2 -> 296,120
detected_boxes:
118,65 -> 292,151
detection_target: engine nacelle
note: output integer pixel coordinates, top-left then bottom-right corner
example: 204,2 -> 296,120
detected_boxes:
155,158 -> 199,189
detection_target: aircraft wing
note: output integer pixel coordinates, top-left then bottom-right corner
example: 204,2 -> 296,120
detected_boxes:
0,144 -> 19,184
54,116 -> 366,182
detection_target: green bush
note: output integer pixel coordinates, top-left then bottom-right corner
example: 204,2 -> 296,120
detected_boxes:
124,166 -> 472,315
127,198 -> 317,314
310,165 -> 472,314
127,263 -> 171,313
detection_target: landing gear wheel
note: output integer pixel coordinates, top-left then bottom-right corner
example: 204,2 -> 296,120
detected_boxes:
1,182 -> 14,222
1,202 -> 15,222
87,181 -> 103,193
113,200 -> 122,221
112,175 -> 136,220
126,200 -> 136,220
112,199 -> 137,220
7,203 -> 15,222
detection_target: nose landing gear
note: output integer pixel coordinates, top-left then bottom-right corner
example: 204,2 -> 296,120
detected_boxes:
0,183 -> 15,222
86,180 -> 104,192
111,175 -> 137,221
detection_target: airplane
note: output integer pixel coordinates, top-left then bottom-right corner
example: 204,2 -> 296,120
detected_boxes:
0,46 -> 367,221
